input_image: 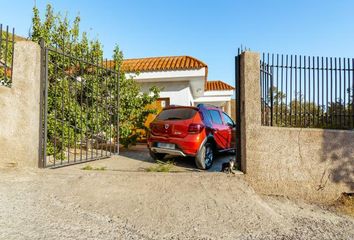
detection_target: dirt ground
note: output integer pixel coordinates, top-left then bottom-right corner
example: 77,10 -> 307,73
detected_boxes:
1,147 -> 354,240
65,144 -> 241,173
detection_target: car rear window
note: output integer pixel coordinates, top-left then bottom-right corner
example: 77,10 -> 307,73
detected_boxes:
156,108 -> 197,121
209,110 -> 223,125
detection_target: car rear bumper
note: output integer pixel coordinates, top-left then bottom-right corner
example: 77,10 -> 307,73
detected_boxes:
150,147 -> 187,157
147,133 -> 206,157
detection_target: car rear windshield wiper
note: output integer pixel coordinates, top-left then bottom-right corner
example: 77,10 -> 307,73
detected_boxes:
165,117 -> 182,120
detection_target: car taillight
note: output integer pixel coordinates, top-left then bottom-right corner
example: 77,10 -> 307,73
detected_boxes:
188,123 -> 204,133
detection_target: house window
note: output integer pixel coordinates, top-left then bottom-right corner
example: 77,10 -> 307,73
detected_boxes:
158,98 -> 170,108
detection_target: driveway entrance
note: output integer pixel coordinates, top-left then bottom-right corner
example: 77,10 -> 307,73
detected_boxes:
64,144 -> 242,173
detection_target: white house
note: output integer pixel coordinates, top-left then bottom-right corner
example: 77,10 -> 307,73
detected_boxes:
120,56 -> 235,116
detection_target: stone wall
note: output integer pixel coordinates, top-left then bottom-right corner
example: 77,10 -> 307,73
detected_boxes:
240,51 -> 354,203
0,42 -> 41,168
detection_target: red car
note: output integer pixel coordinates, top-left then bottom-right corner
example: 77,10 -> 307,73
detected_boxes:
147,104 -> 236,169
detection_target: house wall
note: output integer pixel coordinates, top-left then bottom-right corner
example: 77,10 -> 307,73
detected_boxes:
194,91 -> 233,116
240,52 -> 354,203
0,42 -> 41,168
126,68 -> 206,98
139,81 -> 194,106
230,99 -> 236,121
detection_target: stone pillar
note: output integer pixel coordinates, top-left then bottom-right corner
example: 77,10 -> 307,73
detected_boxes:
239,52 -> 261,173
224,100 -> 231,117
0,41 -> 41,168
226,100 -> 232,116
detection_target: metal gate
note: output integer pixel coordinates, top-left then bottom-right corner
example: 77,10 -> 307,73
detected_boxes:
234,49 -> 242,168
39,41 -> 119,168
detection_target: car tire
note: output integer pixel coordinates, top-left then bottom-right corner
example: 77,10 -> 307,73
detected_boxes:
149,149 -> 166,161
195,142 -> 214,170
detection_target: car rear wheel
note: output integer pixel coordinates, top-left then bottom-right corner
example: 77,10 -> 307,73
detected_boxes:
195,142 -> 214,170
149,149 -> 166,161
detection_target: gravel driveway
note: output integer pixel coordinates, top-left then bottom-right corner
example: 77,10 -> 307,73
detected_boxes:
0,166 -> 353,240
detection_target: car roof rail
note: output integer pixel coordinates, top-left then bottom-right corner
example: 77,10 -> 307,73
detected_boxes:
196,103 -> 219,109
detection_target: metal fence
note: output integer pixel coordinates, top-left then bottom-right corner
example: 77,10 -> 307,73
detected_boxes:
39,40 -> 120,168
0,24 -> 15,87
260,53 -> 354,130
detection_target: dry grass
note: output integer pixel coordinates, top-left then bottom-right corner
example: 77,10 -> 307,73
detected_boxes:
146,160 -> 175,172
334,193 -> 354,217
81,165 -> 107,171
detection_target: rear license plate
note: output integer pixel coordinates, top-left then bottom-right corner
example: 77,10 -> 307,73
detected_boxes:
157,143 -> 175,149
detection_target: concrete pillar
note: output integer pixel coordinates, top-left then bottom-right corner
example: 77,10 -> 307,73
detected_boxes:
0,41 -> 41,168
239,52 -> 261,173
226,100 -> 232,116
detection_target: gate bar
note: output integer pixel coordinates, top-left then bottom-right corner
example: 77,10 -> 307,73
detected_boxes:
38,39 -> 48,168
235,49 -> 242,169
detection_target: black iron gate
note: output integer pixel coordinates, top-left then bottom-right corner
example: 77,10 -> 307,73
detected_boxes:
39,41 -> 120,168
234,50 -> 242,168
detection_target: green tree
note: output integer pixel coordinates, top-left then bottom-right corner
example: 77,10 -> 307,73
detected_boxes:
289,97 -> 321,128
113,46 -> 159,148
31,4 -> 160,159
327,98 -> 354,129
264,86 -> 289,126
265,87 -> 324,128
0,30 -> 15,87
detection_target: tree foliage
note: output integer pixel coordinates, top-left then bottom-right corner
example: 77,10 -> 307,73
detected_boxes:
263,86 -> 354,129
0,30 -> 14,87
113,46 -> 160,148
31,4 -> 159,158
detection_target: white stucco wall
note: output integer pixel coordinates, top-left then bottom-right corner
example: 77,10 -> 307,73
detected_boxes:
203,90 -> 234,97
187,86 -> 194,106
125,68 -> 206,98
126,69 -> 233,108
139,81 -> 194,106
194,90 -> 233,104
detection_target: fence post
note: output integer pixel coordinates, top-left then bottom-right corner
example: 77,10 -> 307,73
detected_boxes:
239,51 -> 261,173
352,59 -> 354,129
235,53 -> 241,169
116,65 -> 120,155
0,41 -> 41,168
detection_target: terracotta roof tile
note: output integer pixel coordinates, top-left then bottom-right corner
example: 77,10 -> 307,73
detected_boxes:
120,56 -> 207,72
103,56 -> 208,80
205,80 -> 235,91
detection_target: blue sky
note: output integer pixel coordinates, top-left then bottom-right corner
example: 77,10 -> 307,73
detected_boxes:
1,0 -> 354,87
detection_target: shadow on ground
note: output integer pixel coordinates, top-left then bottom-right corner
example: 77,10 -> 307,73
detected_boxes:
119,144 -> 238,172
68,144 -> 240,173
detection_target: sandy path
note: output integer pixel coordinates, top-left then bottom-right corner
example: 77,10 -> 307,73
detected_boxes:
0,169 -> 353,240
